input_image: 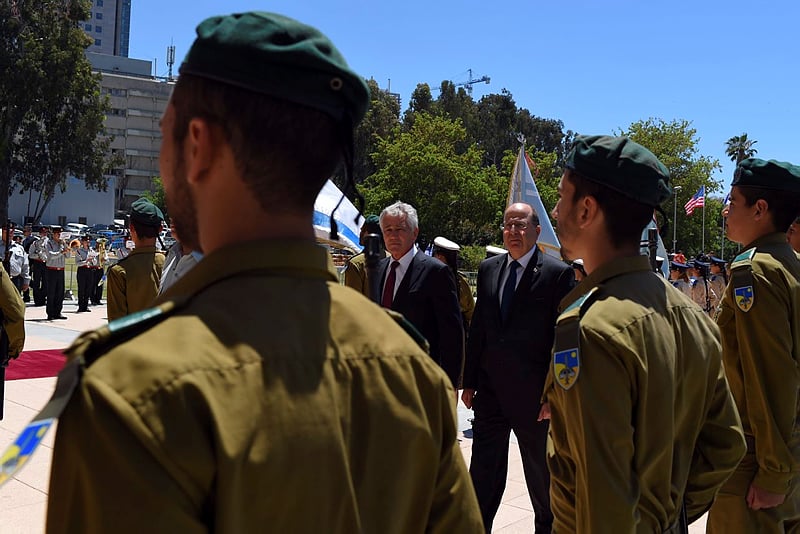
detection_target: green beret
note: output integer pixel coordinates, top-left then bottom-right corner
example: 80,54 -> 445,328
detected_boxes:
566,135 -> 672,207
732,158 -> 800,193
363,214 -> 381,233
130,198 -> 164,227
180,12 -> 370,125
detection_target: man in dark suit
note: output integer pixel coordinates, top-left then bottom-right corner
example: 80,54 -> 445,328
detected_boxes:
462,202 -> 574,533
377,201 -> 464,388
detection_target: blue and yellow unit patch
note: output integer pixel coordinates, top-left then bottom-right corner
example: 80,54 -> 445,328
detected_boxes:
554,348 -> 580,390
734,285 -> 754,312
0,419 -> 55,486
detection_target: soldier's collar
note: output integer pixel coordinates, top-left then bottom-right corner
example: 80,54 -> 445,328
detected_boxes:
741,232 -> 794,250
558,255 -> 650,313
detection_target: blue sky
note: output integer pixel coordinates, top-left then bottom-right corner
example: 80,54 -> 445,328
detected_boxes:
128,0 -> 798,201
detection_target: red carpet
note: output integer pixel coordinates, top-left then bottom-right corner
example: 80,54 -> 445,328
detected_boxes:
5,349 -> 66,380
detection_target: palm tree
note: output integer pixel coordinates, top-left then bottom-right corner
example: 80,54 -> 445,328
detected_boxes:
725,133 -> 758,164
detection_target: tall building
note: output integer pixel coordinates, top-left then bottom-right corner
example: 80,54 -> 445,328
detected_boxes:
87,53 -> 173,212
81,0 -> 131,57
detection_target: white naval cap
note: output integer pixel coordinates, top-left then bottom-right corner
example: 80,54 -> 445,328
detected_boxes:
571,258 -> 584,266
433,236 -> 460,251
485,245 -> 507,257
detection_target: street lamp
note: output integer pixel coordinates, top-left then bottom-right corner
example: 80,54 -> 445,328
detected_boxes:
672,186 -> 682,253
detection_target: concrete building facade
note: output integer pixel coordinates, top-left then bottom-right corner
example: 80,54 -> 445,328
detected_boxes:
88,53 -> 174,212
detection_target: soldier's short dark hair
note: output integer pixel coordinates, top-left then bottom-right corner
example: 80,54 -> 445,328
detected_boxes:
737,187 -> 800,233
170,74 -> 343,213
566,168 -> 654,249
130,219 -> 160,239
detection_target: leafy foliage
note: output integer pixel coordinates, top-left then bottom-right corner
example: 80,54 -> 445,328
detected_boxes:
725,133 -> 758,164
1,0 -> 114,224
618,118 -> 723,256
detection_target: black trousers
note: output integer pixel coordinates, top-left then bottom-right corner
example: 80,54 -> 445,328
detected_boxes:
470,384 -> 553,533
31,260 -> 47,305
76,267 -> 92,311
45,268 -> 65,319
91,268 -> 104,304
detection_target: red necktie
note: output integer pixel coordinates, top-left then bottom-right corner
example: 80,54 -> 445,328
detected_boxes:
381,261 -> 399,308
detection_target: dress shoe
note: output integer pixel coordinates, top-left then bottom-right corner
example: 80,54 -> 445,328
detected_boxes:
54,315 -> 68,320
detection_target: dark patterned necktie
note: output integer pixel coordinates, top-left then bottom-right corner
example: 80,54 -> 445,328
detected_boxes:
500,260 -> 520,322
381,261 -> 400,308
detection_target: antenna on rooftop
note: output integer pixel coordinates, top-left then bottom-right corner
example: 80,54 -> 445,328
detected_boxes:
166,42 -> 176,80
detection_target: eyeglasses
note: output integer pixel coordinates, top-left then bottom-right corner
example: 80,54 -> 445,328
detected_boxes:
501,221 -> 529,231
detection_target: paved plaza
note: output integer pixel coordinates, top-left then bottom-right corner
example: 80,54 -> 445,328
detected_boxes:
0,298 -> 708,533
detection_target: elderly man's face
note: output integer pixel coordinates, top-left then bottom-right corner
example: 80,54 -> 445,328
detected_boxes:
381,214 -> 418,260
503,203 -> 540,260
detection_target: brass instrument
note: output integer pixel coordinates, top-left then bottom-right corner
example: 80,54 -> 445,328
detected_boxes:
95,237 -> 108,268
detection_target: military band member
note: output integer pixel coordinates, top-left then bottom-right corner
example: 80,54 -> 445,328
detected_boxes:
546,135 -> 745,532
707,158 -> 800,533
28,225 -> 49,306
432,235 -> 475,330
74,236 -> 94,313
43,226 -> 70,320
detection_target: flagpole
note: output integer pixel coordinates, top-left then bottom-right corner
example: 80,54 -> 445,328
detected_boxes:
702,202 -> 706,255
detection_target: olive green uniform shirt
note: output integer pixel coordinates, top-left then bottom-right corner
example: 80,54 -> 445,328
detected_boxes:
457,271 -> 475,327
46,239 -> 482,534
546,256 -> 745,533
106,245 -> 165,321
0,263 -> 25,358
713,234 -> 800,497
342,249 -> 387,297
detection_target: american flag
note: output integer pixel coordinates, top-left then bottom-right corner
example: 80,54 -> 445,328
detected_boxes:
684,186 -> 705,216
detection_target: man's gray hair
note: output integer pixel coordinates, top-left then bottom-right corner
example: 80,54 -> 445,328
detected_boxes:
380,201 -> 419,232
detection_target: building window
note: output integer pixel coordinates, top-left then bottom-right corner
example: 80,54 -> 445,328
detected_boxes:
109,108 -> 126,116
95,25 -> 102,33
85,24 -> 92,31
96,0 -> 103,5
94,38 -> 101,46
95,12 -> 102,19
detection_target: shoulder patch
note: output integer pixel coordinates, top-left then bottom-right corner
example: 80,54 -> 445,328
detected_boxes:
730,249 -> 755,313
553,287 -> 600,391
384,309 -> 430,355
66,298 -> 188,367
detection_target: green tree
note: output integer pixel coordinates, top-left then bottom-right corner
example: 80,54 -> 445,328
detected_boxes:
1,0 -> 113,225
348,78 -> 401,187
141,177 -> 168,221
361,113 -> 504,247
618,118 -> 722,256
725,133 -> 758,164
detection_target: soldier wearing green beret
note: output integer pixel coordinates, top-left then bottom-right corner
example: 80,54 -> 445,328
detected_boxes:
105,198 -> 166,321
342,214 -> 387,297
545,135 -> 745,532
45,11 -> 482,533
707,158 -> 800,533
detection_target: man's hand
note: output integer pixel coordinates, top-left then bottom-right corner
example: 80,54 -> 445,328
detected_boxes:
747,483 -> 786,510
537,402 -> 551,421
461,388 -> 475,409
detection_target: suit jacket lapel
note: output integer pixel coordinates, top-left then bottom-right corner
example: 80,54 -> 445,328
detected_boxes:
515,248 -> 543,301
395,251 -> 422,298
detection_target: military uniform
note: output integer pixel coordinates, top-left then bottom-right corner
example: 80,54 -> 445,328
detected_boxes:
342,249 -> 387,297
707,233 -> 800,532
547,256 -> 745,533
457,271 -> 475,327
28,232 -> 48,306
0,262 -> 25,358
47,240 -> 482,533
106,245 -> 165,321
43,230 -> 69,320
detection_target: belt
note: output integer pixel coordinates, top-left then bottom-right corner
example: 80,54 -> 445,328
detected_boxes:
32,259 -> 45,263
47,267 -> 65,271
88,266 -> 101,269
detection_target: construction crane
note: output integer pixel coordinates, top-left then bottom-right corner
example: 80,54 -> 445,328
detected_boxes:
434,68 -> 491,96
457,68 -> 490,96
